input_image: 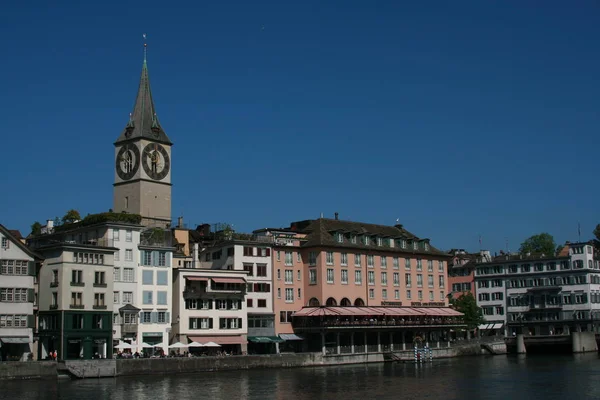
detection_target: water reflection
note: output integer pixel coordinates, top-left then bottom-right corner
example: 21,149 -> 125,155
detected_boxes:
1,354 -> 599,400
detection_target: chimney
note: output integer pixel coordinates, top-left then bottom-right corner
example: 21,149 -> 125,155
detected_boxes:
177,216 -> 183,228
334,212 -> 339,220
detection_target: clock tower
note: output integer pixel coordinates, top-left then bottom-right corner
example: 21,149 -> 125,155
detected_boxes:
113,46 -> 172,227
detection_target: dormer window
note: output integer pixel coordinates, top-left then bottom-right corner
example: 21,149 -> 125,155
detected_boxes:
377,237 -> 383,246
336,233 -> 344,243
350,235 -> 357,244
424,243 -> 430,251
413,241 -> 419,250
364,236 -> 370,246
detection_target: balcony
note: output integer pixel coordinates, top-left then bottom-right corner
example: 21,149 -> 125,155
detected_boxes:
49,304 -> 58,310
183,287 -> 207,299
70,282 -> 85,287
140,228 -> 173,248
93,305 -> 107,310
121,323 -> 138,334
93,283 -> 107,288
50,282 -> 59,288
70,304 -> 84,309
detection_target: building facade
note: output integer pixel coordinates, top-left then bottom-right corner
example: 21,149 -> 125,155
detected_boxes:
448,249 -> 491,299
0,225 -> 38,361
474,242 -> 600,337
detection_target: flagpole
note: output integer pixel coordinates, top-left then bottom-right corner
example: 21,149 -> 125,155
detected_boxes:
578,222 -> 581,242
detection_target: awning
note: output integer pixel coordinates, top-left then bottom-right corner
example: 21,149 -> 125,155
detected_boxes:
248,336 -> 284,343
1,337 -> 30,344
479,323 -> 503,330
211,277 -> 246,284
279,334 -> 303,341
189,335 -> 247,345
185,276 -> 208,281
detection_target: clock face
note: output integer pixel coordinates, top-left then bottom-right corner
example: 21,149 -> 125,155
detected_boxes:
116,144 -> 140,181
142,143 -> 170,181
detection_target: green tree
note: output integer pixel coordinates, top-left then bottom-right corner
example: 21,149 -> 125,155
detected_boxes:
519,233 -> 556,256
61,209 -> 81,225
593,225 -> 600,247
450,293 -> 485,330
30,221 -> 42,236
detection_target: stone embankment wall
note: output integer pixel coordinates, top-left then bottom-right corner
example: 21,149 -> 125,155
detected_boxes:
0,361 -> 57,380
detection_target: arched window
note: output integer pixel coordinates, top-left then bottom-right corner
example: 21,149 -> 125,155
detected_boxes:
326,297 -> 338,306
354,298 -> 365,306
308,297 -> 320,307
340,298 -> 352,306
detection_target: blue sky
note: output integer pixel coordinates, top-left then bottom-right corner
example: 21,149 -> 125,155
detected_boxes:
1,1 -> 599,252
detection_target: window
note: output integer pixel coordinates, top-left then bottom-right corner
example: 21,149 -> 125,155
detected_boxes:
142,270 -> 153,285
125,229 -> 132,242
418,290 -> 423,300
1,238 -> 9,249
157,291 -> 167,305
381,256 -> 387,269
125,249 -> 133,261
326,269 -> 334,283
393,272 -> 400,286
113,292 -> 119,304
382,289 -> 388,299
355,254 -> 362,267
405,274 -> 412,287
142,312 -> 152,323
285,270 -> 293,284
417,274 -> 423,287
393,257 -> 399,269
351,235 -> 357,244
157,312 -> 167,323
440,291 -> 445,301
427,260 -> 433,272
257,299 -> 267,308
367,255 -> 374,267
71,314 -> 83,329
405,258 -> 411,270
326,252 -> 334,265
94,271 -> 106,286
297,270 -> 301,281
438,261 -> 444,272
428,291 -> 433,301
395,290 -> 400,300
495,306 -> 504,315
51,292 -> 58,307
416,259 -> 422,271
256,264 -> 267,277
364,236 -> 370,246
428,275 -> 434,288
123,292 -> 133,304
71,270 -> 83,285
413,241 -> 418,250
369,288 -> 375,299
114,250 -> 120,261
285,288 -> 294,302
381,272 -> 388,285
157,271 -> 168,285
298,288 -> 302,298
336,232 -> 344,243
113,267 -> 120,282
143,291 -> 153,305
190,317 -> 212,330
280,311 -> 294,323
407,290 -> 412,299
277,288 -> 281,298
123,268 -> 134,282
355,270 -> 362,284
341,253 -> 348,266
113,229 -> 120,241
244,264 -> 254,276
309,270 -> 317,284
93,293 -> 105,307
142,251 -> 152,266
341,269 -> 348,284
368,271 -> 375,285
309,252 -> 317,265
158,252 -> 166,266
247,298 -> 253,308
285,252 -> 293,266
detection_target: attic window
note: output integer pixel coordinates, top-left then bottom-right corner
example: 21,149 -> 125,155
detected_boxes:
336,233 -> 344,243
413,241 -> 418,250
424,243 -> 430,251
350,235 -> 357,244
363,236 -> 370,246
377,237 -> 383,246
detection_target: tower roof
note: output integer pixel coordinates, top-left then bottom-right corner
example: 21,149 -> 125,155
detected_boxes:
115,56 -> 172,145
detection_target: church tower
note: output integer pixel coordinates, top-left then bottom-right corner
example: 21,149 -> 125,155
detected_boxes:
113,43 -> 172,227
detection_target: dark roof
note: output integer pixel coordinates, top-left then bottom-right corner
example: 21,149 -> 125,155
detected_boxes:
8,230 -> 23,240
114,58 -> 172,145
295,218 -> 448,257
0,224 -> 42,259
477,253 -> 568,265
119,304 -> 140,312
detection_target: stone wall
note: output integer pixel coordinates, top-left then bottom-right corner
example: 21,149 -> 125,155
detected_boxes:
0,361 -> 56,380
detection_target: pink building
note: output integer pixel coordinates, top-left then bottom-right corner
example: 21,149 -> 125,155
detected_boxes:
256,216 -> 464,354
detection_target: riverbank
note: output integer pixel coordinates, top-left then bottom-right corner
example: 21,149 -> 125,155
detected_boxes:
0,341 -> 503,380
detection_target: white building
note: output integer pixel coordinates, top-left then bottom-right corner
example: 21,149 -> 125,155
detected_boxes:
172,267 -> 248,353
199,237 -> 277,348
474,242 -> 600,337
0,225 -> 38,361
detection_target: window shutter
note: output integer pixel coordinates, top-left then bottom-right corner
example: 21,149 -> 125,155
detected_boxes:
238,318 -> 243,328
209,318 -> 213,329
238,300 -> 242,310
27,314 -> 35,328
152,251 -> 158,266
165,312 -> 170,324
227,299 -> 232,309
28,261 -> 36,276
254,283 -> 259,292
266,248 -> 271,256
28,288 -> 35,303
151,312 -> 158,323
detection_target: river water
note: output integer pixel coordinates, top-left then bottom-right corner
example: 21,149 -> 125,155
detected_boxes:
2,354 -> 600,400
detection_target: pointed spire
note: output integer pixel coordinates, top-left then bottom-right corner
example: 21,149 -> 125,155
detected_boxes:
115,35 -> 172,145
